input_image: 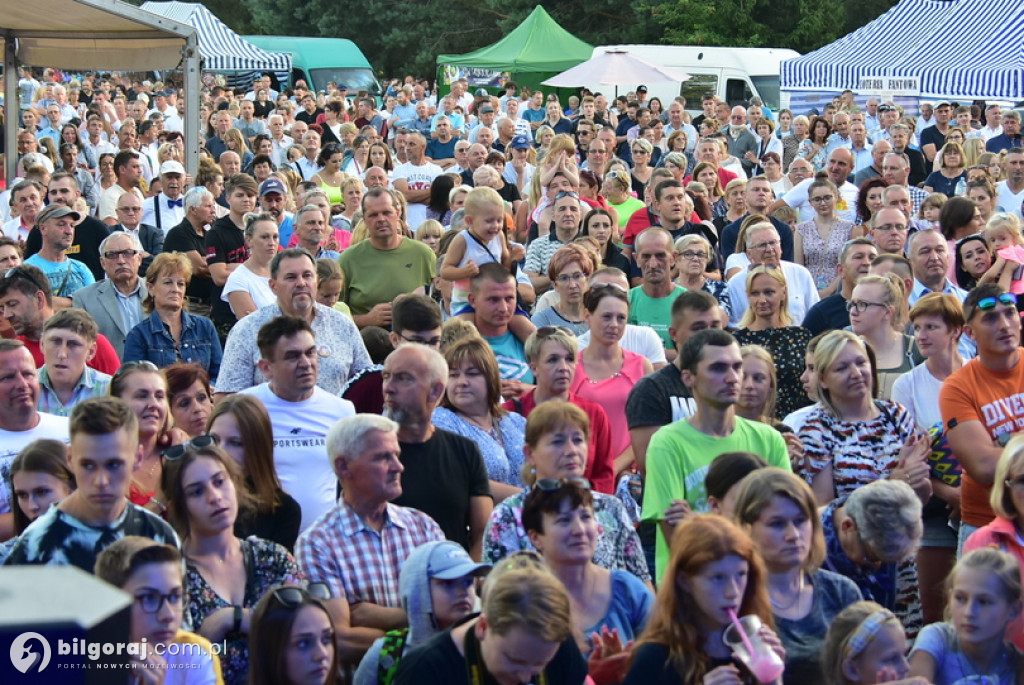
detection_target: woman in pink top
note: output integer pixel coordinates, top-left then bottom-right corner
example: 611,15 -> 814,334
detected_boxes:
571,284 -> 653,479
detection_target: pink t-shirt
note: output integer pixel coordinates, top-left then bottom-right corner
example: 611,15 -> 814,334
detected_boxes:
571,349 -> 647,459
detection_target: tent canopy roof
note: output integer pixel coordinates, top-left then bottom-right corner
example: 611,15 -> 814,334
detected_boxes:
781,0 -> 1024,100
141,1 -> 290,72
437,5 -> 593,73
1,0 -> 193,70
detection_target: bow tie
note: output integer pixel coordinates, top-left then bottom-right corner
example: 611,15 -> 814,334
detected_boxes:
167,198 -> 183,209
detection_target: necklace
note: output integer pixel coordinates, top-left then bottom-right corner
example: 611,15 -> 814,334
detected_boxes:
769,572 -> 805,610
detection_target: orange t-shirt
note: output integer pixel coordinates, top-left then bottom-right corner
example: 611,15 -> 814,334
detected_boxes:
939,354 -> 1024,526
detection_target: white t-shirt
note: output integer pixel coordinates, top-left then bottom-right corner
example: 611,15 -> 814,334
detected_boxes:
782,403 -> 820,432
393,160 -> 443,228
238,383 -> 355,533
0,413 -> 70,514
578,324 -> 668,365
726,261 -> 820,326
782,178 -> 858,222
890,362 -> 943,430
996,180 -> 1024,217
221,264 -> 276,313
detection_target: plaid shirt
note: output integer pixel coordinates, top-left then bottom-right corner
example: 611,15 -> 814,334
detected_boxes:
37,366 -> 112,418
295,500 -> 444,607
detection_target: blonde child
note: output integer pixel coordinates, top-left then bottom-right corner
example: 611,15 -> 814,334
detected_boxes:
440,186 -> 533,341
981,213 -> 1024,295
415,219 -> 444,255
918,193 -> 947,229
823,601 -> 923,685
908,548 -> 1022,684
315,258 -> 351,316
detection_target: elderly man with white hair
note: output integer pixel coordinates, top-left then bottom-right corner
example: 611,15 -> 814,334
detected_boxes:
296,411 -> 445,665
726,221 -> 819,326
72,231 -> 148,357
267,113 -> 293,167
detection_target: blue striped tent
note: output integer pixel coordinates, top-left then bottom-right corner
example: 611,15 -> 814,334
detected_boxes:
140,1 -> 290,76
781,0 -> 1024,100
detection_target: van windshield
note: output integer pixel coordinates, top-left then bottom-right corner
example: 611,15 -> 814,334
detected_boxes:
309,68 -> 381,96
750,76 -> 781,111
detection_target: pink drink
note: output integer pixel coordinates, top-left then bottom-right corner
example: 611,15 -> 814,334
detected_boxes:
748,654 -> 785,683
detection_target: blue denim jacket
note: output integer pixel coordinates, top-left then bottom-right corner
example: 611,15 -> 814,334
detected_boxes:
123,310 -> 222,384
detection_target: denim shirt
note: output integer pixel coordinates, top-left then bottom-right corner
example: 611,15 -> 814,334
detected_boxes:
123,309 -> 222,384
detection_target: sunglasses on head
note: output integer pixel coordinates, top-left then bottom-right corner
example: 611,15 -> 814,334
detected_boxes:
976,293 -> 1017,311
536,325 -> 573,339
272,583 -> 332,607
162,434 -> 216,460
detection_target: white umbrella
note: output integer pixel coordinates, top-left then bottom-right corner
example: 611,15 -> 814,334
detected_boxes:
542,50 -> 691,88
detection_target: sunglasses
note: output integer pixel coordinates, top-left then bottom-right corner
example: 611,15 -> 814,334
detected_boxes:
162,434 -> 215,460
112,360 -> 159,381
554,191 -> 580,201
590,281 -> 628,293
272,583 -> 332,606
976,293 -> 1017,311
4,267 -> 39,288
534,477 -> 591,492
536,325 -> 573,339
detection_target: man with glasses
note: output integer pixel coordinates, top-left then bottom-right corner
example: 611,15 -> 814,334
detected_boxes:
940,284 -> 1024,553
868,207 -> 912,256
573,118 -> 596,161
996,147 -> 1024,218
723,106 -> 759,176
802,238 -> 877,335
581,137 -> 609,172
3,395 -> 178,567
110,190 -> 162,275
72,232 -> 147,358
726,222 -> 819,326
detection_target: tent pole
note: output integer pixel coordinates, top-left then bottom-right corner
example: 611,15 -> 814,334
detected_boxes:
182,32 -> 200,179
5,34 -> 17,188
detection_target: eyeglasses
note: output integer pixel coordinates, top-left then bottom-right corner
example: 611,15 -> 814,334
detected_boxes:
399,334 -> 442,348
872,223 -> 908,233
162,434 -> 216,460
809,195 -> 834,204
587,148 -> 607,155
976,293 -> 1017,311
631,148 -> 649,154
555,271 -> 587,284
749,239 -> 781,252
679,250 -> 709,261
103,248 -> 139,261
534,477 -> 591,492
272,583 -> 333,607
134,589 -> 182,614
4,267 -> 39,288
116,206 -> 141,213
846,300 -> 889,313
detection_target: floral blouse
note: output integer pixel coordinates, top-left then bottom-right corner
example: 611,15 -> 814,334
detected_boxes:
483,489 -> 651,583
734,326 -> 814,419
184,536 -> 303,685
431,407 -> 527,488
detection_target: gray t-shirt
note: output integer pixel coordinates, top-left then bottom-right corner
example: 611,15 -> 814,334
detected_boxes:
910,621 -> 1020,685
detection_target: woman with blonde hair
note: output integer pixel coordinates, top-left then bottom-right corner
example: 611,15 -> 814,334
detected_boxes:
848,273 -> 921,400
221,128 -> 253,170
735,344 -> 779,424
629,138 -> 655,195
674,233 -> 731,315
734,265 -> 813,418
733,469 -> 862,683
923,142 -> 967,197
822,601 -> 919,685
623,515 -> 782,685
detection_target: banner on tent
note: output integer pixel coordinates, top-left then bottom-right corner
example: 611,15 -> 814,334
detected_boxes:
858,75 -> 921,98
441,65 -> 511,88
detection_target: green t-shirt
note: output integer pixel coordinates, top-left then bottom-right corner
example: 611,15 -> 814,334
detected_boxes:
338,238 -> 436,315
629,285 -> 686,350
609,196 -> 646,227
641,416 -> 791,582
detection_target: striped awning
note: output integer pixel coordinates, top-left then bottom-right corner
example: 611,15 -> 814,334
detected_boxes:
140,1 -> 290,72
781,0 -> 1024,99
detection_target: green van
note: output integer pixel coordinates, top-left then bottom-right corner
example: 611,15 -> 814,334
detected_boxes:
243,36 -> 381,96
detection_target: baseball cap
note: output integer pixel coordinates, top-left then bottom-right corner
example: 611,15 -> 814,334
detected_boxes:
259,178 -> 287,197
637,85 -> 648,93
426,541 -> 491,580
934,100 -> 952,108
37,204 -> 81,224
475,88 -> 489,97
511,134 -> 531,150
877,103 -> 897,113
479,104 -> 495,114
159,160 -> 185,176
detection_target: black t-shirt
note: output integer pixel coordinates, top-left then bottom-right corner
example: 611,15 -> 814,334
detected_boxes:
625,363 -> 696,430
295,108 -> 324,125
234,487 -> 302,553
802,292 -> 850,336
163,219 -> 212,304
25,215 -> 110,281
393,616 -> 588,685
623,643 -> 749,685
393,429 -> 490,551
919,125 -> 948,155
205,216 -> 249,329
497,182 -> 521,204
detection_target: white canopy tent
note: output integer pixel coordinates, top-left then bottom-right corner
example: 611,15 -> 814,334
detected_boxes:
1,0 -> 200,179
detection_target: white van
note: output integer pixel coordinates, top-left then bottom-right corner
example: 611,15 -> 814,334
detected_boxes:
587,45 -> 800,115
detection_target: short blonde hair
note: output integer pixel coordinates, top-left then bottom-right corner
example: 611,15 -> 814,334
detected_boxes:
464,185 -> 503,217
984,212 -> 1022,244
990,435 -> 1024,519
142,252 -> 192,313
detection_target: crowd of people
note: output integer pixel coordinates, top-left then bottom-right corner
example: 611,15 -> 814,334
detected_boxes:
1,67 -> 1024,684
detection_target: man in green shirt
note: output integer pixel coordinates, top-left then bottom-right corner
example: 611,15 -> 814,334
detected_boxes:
641,328 -> 790,581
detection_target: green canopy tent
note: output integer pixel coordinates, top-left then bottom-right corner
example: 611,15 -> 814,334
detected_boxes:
436,5 -> 593,99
